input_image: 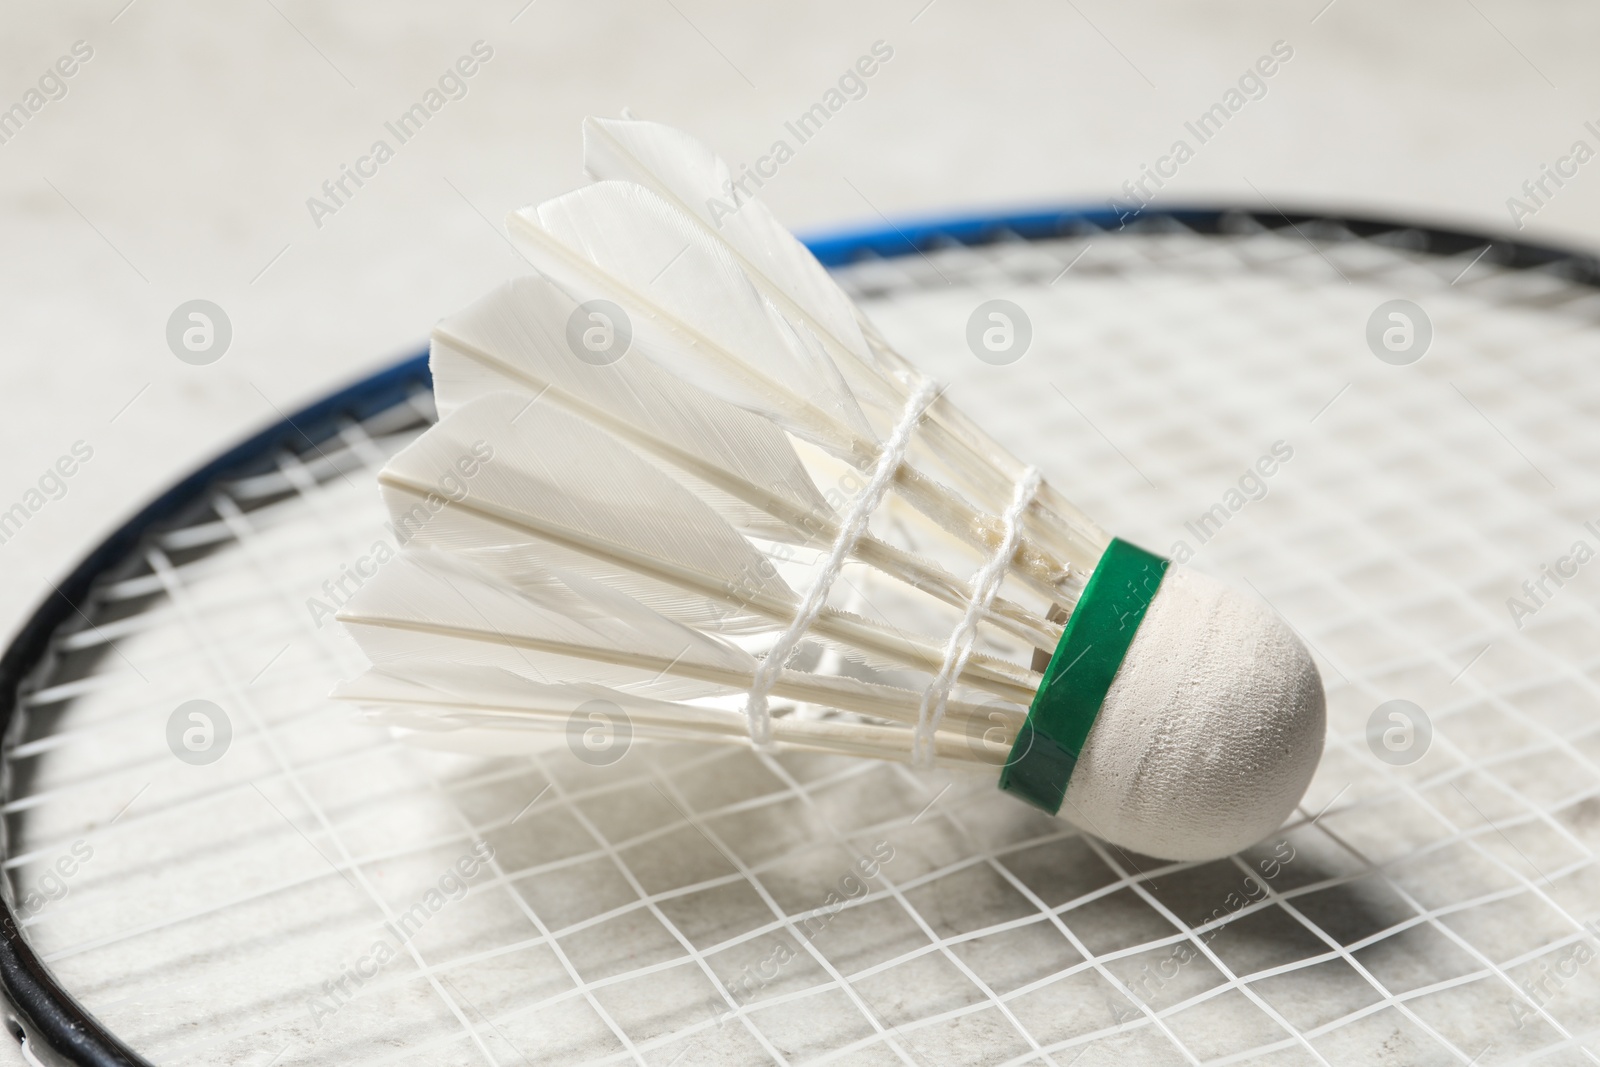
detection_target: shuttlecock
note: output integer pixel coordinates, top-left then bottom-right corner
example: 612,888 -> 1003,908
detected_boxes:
333,118 -> 1325,863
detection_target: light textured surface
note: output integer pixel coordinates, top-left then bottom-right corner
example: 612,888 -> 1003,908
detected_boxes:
1064,566 -> 1327,863
4,224 -> 1600,1066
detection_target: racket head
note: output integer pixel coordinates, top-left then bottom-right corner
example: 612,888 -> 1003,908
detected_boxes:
3,207 -> 1597,1066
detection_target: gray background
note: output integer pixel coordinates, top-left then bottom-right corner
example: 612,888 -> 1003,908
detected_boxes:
0,1 -> 1595,1061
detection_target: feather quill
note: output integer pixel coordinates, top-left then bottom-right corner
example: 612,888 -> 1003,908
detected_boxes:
507,183 -> 1082,599
377,393 -> 1039,704
429,275 -> 1058,647
432,275 -> 830,538
340,667 -> 999,767
336,549 -> 1022,743
576,116 -> 1109,580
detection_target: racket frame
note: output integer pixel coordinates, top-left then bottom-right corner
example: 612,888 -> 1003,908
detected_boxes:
0,204 -> 1591,1066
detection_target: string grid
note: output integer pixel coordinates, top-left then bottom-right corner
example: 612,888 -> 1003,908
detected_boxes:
2,217 -> 1599,1065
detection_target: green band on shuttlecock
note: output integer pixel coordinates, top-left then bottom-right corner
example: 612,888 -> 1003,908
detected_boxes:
999,537 -> 1170,815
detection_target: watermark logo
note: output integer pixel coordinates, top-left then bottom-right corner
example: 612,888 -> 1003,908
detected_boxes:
306,41 -> 494,230
567,699 -> 632,767
1365,299 -> 1431,366
306,841 -> 495,1030
0,40 -> 94,148
1506,523 -> 1599,629
704,41 -> 895,228
565,300 -> 631,366
0,440 -> 94,549
1115,840 -> 1296,1014
1509,919 -> 1600,1031
964,701 -> 1030,765
166,300 -> 232,365
1169,441 -> 1294,563
1366,699 -> 1431,766
13,840 -> 93,919
680,840 -> 897,1055
1506,125 -> 1600,230
305,439 -> 494,628
167,699 -> 231,765
966,299 -> 1032,366
1108,40 -> 1294,227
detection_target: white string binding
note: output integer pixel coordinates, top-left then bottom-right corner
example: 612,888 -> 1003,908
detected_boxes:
743,378 -> 941,747
912,465 -> 1042,767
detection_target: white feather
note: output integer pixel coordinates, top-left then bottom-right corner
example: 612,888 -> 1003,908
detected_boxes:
431,275 -> 832,537
431,276 -> 1058,647
509,181 -> 876,452
337,549 -> 1022,737
383,393 -> 788,597
338,550 -> 748,699
378,393 -> 1037,703
338,665 -> 1001,767
508,182 -> 1096,601
581,116 -> 881,379
576,116 -> 1111,582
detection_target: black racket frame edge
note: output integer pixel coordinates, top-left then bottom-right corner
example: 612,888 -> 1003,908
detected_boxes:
0,355 -> 431,1066
0,205 -> 1592,1066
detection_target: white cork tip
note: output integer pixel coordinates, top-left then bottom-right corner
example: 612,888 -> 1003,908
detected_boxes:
1057,566 -> 1326,862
